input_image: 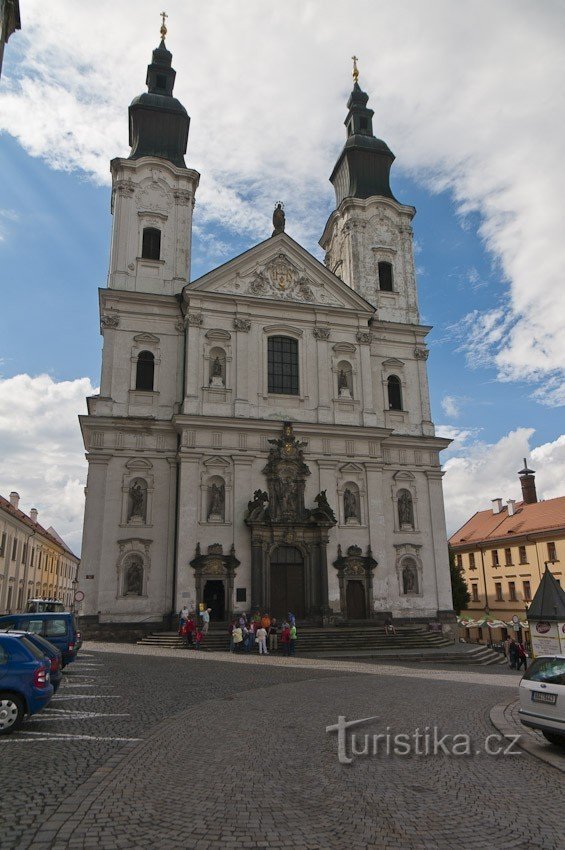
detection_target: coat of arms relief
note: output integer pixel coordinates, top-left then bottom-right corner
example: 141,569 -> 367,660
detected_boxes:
216,253 -> 342,306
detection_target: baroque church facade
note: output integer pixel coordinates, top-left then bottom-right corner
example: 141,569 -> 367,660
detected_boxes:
79,35 -> 454,633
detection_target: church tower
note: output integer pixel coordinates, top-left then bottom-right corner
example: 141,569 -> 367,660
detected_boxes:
108,29 -> 199,295
320,60 -> 419,325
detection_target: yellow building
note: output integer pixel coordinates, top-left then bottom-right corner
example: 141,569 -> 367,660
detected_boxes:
0,491 -> 79,613
449,461 -> 563,644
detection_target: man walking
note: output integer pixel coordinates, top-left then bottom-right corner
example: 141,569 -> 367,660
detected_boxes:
256,625 -> 268,655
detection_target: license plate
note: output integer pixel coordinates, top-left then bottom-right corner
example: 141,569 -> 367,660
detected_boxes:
532,691 -> 557,705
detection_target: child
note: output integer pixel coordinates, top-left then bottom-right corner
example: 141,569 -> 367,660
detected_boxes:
194,628 -> 203,650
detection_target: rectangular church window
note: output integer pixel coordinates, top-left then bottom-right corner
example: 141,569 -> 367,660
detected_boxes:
236,588 -> 247,603
268,336 -> 299,395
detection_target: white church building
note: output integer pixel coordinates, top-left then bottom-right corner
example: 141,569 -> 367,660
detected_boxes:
79,34 -> 454,636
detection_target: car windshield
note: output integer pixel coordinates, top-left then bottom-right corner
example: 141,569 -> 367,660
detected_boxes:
522,657 -> 565,685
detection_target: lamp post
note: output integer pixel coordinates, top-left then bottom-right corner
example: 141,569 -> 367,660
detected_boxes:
484,606 -> 492,648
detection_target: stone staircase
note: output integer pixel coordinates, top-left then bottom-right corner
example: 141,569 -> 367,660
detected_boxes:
136,624 -> 508,665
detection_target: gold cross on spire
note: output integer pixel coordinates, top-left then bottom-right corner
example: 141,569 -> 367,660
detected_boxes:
352,55 -> 359,84
160,11 -> 168,40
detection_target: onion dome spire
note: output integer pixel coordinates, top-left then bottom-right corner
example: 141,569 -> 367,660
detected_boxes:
329,57 -> 397,205
128,15 -> 190,168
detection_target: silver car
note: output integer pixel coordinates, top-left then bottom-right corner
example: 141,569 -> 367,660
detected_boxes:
518,654 -> 565,747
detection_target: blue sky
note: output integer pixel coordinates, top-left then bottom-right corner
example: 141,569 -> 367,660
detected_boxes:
0,1 -> 563,553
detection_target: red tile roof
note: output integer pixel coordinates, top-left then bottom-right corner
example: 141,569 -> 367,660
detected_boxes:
449,496 -> 565,547
0,494 -> 79,560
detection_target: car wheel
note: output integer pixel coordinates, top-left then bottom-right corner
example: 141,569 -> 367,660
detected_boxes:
0,694 -> 25,735
542,731 -> 565,748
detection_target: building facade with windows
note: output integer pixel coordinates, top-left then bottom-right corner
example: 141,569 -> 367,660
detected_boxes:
79,35 -> 454,634
0,492 -> 80,613
450,461 -> 564,641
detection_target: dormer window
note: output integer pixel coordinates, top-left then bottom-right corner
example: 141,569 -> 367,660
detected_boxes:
142,227 -> 161,261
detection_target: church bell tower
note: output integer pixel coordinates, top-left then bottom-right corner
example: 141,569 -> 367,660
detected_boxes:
320,58 -> 420,324
107,20 -> 200,295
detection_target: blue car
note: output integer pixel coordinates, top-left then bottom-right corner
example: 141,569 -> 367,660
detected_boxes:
0,632 -> 53,734
0,613 -> 80,667
1,630 -> 63,693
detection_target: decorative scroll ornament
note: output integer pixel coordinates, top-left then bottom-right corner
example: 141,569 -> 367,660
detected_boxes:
414,347 -> 429,360
356,331 -> 373,344
313,327 -> 331,341
101,314 -> 120,328
233,318 -> 251,332
186,312 -> 204,326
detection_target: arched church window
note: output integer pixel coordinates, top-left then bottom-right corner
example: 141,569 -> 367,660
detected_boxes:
268,336 -> 299,395
397,489 -> 414,529
135,351 -> 155,391
142,227 -> 161,261
378,261 -> 393,292
387,375 -> 402,410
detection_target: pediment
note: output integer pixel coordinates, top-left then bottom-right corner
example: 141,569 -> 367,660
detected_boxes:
205,328 -> 232,341
393,470 -> 415,481
186,233 -> 374,313
125,458 -> 153,470
202,455 -> 231,469
133,333 -> 160,343
340,462 -> 364,474
333,342 -> 357,354
382,358 -> 405,368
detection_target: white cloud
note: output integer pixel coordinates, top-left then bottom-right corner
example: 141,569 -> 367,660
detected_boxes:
0,374 -> 95,555
440,395 -> 461,418
1,1 -> 564,391
441,426 -> 565,535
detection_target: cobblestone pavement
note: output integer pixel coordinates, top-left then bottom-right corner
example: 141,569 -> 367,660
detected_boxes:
1,644 -> 563,850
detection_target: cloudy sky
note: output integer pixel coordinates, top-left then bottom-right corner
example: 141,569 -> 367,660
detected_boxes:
0,0 -> 564,555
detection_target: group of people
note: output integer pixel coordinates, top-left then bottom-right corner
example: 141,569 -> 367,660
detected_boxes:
177,606 -> 212,650
177,607 -> 298,655
229,613 -> 297,656
503,635 -> 528,670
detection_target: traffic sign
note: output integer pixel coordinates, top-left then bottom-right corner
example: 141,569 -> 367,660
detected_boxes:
74,590 -> 85,602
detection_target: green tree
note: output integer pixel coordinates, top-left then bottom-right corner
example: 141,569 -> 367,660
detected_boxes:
449,547 -> 470,614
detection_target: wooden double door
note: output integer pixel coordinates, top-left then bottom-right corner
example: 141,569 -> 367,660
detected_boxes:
269,546 -> 305,619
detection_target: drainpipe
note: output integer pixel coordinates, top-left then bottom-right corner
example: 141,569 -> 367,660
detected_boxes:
479,547 -> 489,611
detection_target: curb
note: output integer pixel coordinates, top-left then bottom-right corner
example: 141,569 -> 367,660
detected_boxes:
490,700 -> 564,773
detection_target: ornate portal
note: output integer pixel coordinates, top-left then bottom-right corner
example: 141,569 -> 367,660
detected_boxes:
245,422 -> 337,622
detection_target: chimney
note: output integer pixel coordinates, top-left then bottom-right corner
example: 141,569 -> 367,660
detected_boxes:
30,508 -> 38,524
507,499 -> 516,516
492,498 -> 503,514
518,458 -> 538,505
9,492 -> 20,510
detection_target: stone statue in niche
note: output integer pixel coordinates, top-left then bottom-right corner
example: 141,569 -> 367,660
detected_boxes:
125,558 -> 143,595
129,481 -> 146,522
344,487 -> 360,523
398,490 -> 414,528
402,563 -> 418,594
338,368 -> 351,399
210,355 -> 224,388
207,482 -> 225,521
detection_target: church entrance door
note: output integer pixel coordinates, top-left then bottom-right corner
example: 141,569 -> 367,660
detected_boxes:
346,580 -> 366,620
269,546 -> 305,619
203,580 -> 225,621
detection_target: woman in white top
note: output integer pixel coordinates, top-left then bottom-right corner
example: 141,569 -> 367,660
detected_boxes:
256,626 -> 268,655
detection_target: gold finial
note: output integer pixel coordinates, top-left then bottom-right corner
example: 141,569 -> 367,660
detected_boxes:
352,55 -> 359,84
160,10 -> 168,41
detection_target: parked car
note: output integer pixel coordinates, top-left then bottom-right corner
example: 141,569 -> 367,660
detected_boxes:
0,632 -> 53,734
0,613 -> 80,667
25,598 -> 66,614
1,630 -> 63,693
518,654 -> 565,747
